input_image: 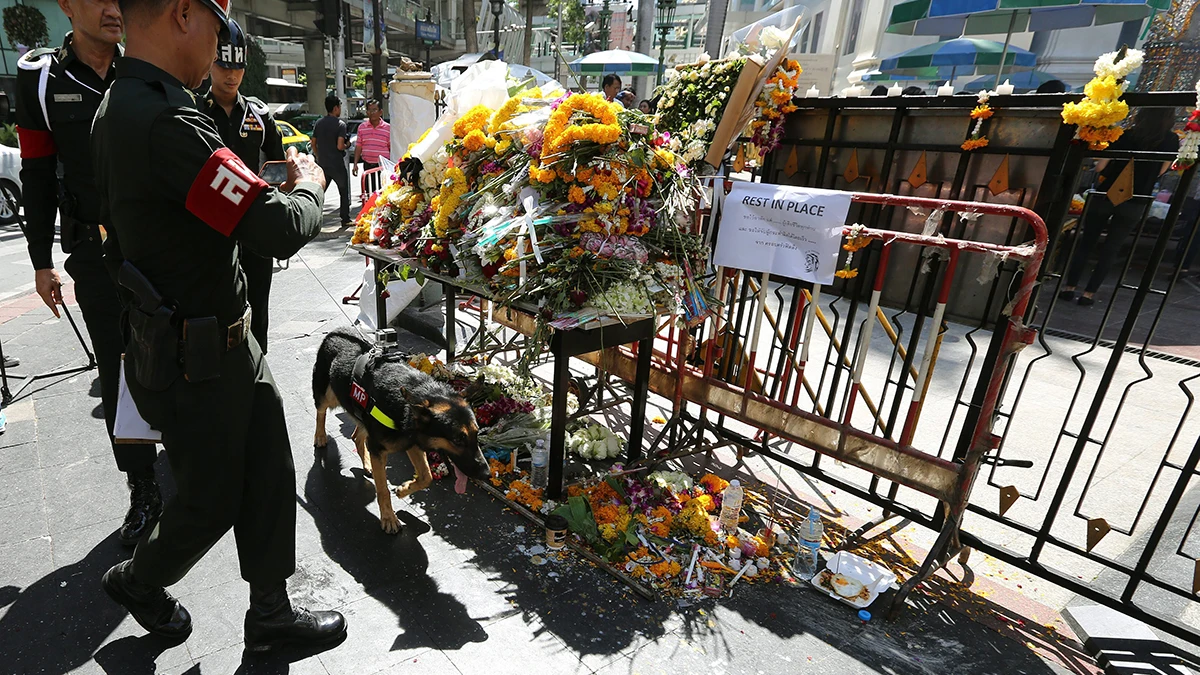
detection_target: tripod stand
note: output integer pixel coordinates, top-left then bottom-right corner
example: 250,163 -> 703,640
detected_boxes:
0,301 -> 96,406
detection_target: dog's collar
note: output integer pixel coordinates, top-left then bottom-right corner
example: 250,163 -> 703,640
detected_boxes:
350,351 -> 400,430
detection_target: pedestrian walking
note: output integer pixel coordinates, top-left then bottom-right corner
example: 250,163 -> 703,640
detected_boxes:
352,98 -> 390,177
312,94 -> 352,226
1061,107 -> 1177,305
15,0 -> 161,545
92,0 -> 345,652
202,18 -> 284,353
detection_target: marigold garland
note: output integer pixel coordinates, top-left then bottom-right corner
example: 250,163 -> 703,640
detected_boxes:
961,90 -> 994,152
541,93 -> 621,161
835,224 -> 871,280
1062,48 -> 1142,150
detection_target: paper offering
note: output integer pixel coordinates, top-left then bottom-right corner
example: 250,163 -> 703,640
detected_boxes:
713,183 -> 851,285
115,357 -> 162,444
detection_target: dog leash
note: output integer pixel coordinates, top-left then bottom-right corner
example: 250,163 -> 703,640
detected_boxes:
293,249 -> 369,339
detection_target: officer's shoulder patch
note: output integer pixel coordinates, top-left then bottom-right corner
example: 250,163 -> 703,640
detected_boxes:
185,147 -> 267,236
17,48 -> 55,71
244,96 -> 270,115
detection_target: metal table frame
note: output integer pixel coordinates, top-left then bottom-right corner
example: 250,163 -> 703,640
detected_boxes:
352,244 -> 655,499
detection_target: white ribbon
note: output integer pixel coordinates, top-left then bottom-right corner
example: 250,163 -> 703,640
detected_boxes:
519,187 -> 545,264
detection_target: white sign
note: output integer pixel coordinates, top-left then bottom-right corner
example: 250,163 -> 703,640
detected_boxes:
713,182 -> 850,285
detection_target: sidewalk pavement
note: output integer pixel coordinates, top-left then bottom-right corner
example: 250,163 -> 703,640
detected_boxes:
0,190 -> 1100,674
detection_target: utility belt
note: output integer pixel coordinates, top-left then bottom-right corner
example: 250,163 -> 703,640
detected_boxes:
118,261 -> 252,391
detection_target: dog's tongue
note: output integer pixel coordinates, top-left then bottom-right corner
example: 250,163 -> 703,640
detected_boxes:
453,464 -> 468,495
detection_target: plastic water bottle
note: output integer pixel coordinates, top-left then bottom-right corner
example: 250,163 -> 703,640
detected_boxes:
530,439 -> 549,489
793,507 -> 824,581
718,480 -> 744,534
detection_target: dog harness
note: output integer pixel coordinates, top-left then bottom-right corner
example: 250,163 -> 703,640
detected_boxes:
350,348 -> 408,430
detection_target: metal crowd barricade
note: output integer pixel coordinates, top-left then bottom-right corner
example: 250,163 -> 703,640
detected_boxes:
547,184 -> 1048,612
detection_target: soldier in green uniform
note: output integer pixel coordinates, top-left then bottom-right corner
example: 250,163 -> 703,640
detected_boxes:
14,0 -> 162,545
203,18 -> 283,352
93,0 -> 346,652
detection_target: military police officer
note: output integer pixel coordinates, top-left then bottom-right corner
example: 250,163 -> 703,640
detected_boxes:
203,18 -> 283,352
15,0 -> 162,545
93,0 -> 346,652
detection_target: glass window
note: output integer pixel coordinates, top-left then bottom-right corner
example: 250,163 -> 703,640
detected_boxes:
845,0 -> 865,55
800,25 -> 810,53
811,11 -> 823,53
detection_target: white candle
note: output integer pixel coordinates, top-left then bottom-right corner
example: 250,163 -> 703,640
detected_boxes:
996,79 -> 1015,96
806,85 -> 819,98
844,86 -> 862,98
887,84 -> 902,97
937,83 -> 954,96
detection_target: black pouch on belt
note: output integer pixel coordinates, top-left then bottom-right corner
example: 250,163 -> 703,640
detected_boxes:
126,305 -> 183,391
183,317 -> 222,382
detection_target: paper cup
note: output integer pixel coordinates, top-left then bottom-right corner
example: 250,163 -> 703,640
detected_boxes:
545,514 -> 569,550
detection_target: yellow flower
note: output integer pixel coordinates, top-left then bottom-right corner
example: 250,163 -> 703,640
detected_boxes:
453,104 -> 492,138
1084,75 -> 1122,102
495,139 -> 512,154
463,129 -> 488,153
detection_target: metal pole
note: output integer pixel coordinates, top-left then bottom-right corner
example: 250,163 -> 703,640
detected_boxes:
656,26 -> 667,86
996,10 -> 1018,83
371,0 -> 384,102
555,0 -> 563,82
335,11 -> 347,116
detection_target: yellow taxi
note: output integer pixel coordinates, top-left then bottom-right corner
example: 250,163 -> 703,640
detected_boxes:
275,120 -> 311,154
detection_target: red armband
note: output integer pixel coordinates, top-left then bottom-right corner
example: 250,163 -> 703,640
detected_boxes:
16,126 -> 56,159
185,147 -> 267,236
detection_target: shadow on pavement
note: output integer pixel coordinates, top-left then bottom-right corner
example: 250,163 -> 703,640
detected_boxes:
301,437 -> 488,651
0,532 -> 129,674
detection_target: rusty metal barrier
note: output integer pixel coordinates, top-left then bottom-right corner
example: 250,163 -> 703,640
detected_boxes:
498,185 -> 1048,613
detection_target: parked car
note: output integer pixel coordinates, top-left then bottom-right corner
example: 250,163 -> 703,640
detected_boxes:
0,143 -> 22,225
275,120 -> 311,155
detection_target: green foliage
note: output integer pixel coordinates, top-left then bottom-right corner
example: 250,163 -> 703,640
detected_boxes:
241,38 -> 269,101
0,123 -> 18,148
547,0 -> 586,55
352,68 -> 368,89
2,3 -> 49,49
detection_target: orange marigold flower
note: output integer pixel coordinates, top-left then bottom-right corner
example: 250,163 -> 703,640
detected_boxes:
970,105 -> 993,120
961,137 -> 989,151
835,267 -> 859,279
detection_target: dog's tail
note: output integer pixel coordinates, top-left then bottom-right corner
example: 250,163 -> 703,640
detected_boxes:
313,337 -> 335,409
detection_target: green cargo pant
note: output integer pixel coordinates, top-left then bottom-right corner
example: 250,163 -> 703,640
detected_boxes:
128,335 -> 296,587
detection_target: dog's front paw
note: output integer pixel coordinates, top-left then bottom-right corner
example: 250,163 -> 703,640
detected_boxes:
380,510 -> 401,534
393,481 -> 416,499
314,429 -> 328,448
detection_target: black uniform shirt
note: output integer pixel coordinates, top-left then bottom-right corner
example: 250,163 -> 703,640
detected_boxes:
203,91 -> 284,173
92,58 -> 323,325
15,33 -> 118,269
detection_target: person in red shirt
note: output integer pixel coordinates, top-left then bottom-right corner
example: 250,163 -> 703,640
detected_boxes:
352,99 -> 390,176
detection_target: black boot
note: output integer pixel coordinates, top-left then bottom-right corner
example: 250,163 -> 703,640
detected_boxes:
101,560 -> 192,639
244,582 -> 346,654
119,473 -> 163,546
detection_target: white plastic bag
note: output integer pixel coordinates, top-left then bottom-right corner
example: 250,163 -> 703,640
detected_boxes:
356,264 -> 423,330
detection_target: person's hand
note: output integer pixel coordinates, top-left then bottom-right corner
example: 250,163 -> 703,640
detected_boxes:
352,163 -> 359,176
35,268 -> 63,318
282,146 -> 327,192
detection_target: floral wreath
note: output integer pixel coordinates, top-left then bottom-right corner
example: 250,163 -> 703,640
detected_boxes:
1061,47 -> 1143,150
835,224 -> 871,279
1174,80 -> 1200,171
962,89 -> 994,151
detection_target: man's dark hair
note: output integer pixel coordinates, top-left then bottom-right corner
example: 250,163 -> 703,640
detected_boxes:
365,98 -> 381,110
325,95 -> 341,113
870,85 -> 888,96
602,74 -> 621,89
117,0 -> 176,24
901,86 -> 925,96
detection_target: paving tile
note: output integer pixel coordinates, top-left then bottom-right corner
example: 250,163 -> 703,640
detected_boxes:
0,535 -> 54,595
315,591 -> 439,674
0,439 -> 39,475
372,648 -> 462,675
0,497 -> 49,544
92,629 -> 195,674
175,577 -> 252,661
170,643 -> 331,675
0,465 -> 43,509
441,612 -> 588,675
44,476 -> 131,535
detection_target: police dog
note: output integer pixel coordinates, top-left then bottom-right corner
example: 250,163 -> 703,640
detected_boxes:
312,328 -> 489,534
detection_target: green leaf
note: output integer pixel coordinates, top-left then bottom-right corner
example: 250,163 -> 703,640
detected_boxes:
605,476 -> 626,500
415,269 -> 426,286
399,265 -> 411,282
